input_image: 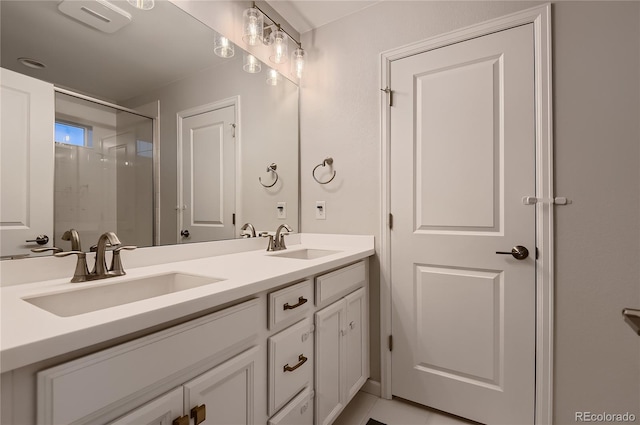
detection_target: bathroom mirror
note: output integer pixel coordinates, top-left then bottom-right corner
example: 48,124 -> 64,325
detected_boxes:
0,0 -> 299,257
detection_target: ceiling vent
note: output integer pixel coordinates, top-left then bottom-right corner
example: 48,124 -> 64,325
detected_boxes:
58,0 -> 132,34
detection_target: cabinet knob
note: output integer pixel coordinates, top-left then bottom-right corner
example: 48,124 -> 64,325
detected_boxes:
172,415 -> 189,425
191,404 -> 206,425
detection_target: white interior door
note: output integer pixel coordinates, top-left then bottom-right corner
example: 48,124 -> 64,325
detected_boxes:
390,24 -> 536,425
0,68 -> 54,258
179,105 -> 235,243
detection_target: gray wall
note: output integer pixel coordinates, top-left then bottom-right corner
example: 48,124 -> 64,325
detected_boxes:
299,1 -> 640,423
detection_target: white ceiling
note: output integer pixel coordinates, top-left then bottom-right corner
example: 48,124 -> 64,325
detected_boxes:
0,0 -> 226,102
266,1 -> 382,34
0,0 -> 379,102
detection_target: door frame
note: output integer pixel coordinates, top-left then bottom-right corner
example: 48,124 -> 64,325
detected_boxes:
176,96 -> 241,242
379,4 -> 554,424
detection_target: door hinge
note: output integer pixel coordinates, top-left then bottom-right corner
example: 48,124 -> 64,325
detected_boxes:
381,87 -> 393,107
232,213 -> 236,225
536,247 -> 539,260
388,334 -> 393,352
388,213 -> 393,230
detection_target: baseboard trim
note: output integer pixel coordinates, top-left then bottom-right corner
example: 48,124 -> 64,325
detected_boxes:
361,379 -> 382,397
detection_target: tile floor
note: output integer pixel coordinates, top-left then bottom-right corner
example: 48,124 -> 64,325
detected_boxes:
333,391 -> 478,425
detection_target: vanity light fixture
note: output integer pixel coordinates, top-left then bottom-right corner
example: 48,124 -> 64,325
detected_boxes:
268,25 -> 288,64
242,5 -> 263,46
243,52 -> 261,73
241,2 -> 306,77
266,68 -> 281,86
291,48 -> 306,80
214,32 -> 235,58
127,0 -> 154,10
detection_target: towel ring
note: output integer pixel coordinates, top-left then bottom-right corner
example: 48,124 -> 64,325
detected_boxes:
312,157 -> 336,185
259,163 -> 278,188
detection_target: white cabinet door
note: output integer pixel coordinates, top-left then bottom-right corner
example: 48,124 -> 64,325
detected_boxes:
344,288 -> 368,402
314,299 -> 346,425
183,346 -> 261,425
315,287 -> 370,425
108,388 -> 183,425
0,67 -> 54,258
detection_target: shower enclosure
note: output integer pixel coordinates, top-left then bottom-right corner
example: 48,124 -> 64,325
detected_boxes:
54,92 -> 153,249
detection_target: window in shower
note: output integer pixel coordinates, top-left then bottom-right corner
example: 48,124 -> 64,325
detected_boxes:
54,121 -> 93,148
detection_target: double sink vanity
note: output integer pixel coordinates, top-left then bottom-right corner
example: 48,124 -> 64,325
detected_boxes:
0,233 -> 374,425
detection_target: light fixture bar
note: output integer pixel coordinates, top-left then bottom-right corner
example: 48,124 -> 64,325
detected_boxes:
251,2 -> 302,48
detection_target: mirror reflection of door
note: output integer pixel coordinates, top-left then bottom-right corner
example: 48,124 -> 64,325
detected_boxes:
178,103 -> 236,243
0,68 -> 54,259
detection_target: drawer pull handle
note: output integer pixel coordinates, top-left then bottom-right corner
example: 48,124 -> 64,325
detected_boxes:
173,415 -> 189,425
191,404 -> 206,425
283,296 -> 308,310
283,354 -> 308,372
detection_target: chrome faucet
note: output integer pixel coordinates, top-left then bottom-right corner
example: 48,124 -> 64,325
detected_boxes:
265,224 -> 293,252
240,222 -> 256,238
62,229 -> 82,251
55,231 -> 136,282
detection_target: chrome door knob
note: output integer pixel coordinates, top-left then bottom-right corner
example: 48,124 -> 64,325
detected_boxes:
496,245 -> 529,260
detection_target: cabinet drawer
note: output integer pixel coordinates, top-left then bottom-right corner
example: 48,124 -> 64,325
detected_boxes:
268,318 -> 314,416
268,388 -> 314,425
37,299 -> 259,425
269,279 -> 313,329
315,261 -> 366,306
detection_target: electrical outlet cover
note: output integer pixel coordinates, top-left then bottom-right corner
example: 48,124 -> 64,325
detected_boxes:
277,202 -> 286,219
315,201 -> 326,220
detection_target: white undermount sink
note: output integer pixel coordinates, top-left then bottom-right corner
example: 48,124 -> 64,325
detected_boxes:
269,249 -> 340,260
23,272 -> 225,317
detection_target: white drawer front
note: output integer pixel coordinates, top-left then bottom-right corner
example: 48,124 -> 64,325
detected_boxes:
269,279 -> 313,330
315,260 -> 366,306
268,388 -> 314,425
37,299 -> 260,425
268,318 -> 314,415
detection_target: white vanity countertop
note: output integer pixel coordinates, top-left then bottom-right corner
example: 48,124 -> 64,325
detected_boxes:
0,234 -> 374,373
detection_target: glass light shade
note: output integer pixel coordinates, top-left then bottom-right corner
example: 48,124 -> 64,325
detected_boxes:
214,33 -> 234,58
127,0 -> 154,10
266,68 -> 281,86
242,8 -> 263,46
269,28 -> 288,64
290,48 -> 306,79
243,53 -> 261,73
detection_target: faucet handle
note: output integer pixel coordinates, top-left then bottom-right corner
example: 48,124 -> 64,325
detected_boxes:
31,247 -> 63,254
55,250 -> 86,258
110,246 -> 136,275
55,251 -> 90,283
90,242 -> 119,252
